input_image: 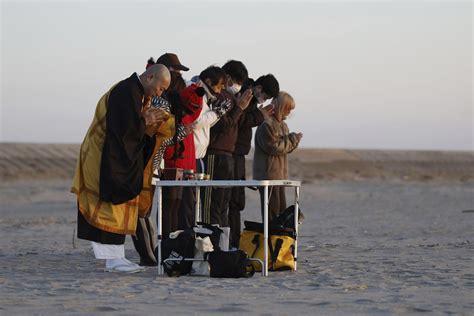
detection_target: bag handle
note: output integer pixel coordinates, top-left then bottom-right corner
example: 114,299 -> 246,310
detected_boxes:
272,238 -> 283,265
267,237 -> 275,270
243,261 -> 255,278
250,234 -> 260,258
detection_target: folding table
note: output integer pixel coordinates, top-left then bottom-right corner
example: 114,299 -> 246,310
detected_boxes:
150,178 -> 301,277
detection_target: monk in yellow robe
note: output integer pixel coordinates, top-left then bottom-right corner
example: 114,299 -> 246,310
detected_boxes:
71,64 -> 170,273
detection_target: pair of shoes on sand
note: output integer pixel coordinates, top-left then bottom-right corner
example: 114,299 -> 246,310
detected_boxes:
105,258 -> 145,273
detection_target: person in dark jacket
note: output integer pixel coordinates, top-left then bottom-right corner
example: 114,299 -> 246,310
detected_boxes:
71,64 -> 170,273
229,74 -> 279,248
183,66 -> 233,231
203,61 -> 253,227
132,53 -> 189,266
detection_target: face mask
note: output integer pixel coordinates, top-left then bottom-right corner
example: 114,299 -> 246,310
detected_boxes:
254,89 -> 266,104
202,81 -> 217,103
226,83 -> 242,95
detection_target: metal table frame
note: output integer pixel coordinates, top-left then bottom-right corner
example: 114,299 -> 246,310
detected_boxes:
150,179 -> 301,277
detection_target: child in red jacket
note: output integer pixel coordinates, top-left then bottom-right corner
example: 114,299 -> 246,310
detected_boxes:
161,84 -> 204,239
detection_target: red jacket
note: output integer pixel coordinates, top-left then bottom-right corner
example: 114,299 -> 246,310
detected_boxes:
164,84 -> 203,171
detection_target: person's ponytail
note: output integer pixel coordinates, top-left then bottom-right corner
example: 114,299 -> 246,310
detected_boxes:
146,57 -> 155,69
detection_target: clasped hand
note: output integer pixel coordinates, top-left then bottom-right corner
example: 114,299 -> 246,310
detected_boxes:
142,108 -> 170,126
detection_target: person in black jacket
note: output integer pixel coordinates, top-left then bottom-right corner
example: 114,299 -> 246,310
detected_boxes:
229,74 -> 279,248
132,53 -> 189,267
72,64 -> 171,273
202,61 -> 253,227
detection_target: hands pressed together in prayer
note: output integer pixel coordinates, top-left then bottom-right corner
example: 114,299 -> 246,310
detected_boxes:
293,132 -> 303,143
143,108 -> 171,136
143,107 -> 170,126
259,103 -> 274,116
236,89 -> 253,111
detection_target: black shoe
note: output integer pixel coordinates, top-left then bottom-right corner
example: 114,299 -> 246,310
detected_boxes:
139,258 -> 158,267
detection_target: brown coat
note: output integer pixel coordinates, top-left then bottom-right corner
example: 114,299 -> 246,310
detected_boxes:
253,116 -> 299,180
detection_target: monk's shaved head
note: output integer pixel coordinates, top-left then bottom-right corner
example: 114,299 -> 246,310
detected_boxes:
140,64 -> 171,98
143,64 -> 170,83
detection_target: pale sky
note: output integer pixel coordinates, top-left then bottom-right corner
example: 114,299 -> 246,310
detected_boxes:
1,0 -> 472,150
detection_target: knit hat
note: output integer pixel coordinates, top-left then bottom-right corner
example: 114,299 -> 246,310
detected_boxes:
179,84 -> 205,114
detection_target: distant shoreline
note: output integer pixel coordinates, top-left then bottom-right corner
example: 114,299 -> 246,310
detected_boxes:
1,141 -> 472,153
1,143 -> 473,182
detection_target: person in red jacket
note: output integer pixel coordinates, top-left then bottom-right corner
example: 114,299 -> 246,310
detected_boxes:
161,84 -> 204,239
178,66 -> 230,231
132,53 -> 189,266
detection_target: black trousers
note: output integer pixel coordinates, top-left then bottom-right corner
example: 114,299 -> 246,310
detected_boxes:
259,186 -> 287,222
131,185 -> 184,266
131,216 -> 157,265
228,154 -> 246,248
161,186 -> 183,240
178,186 -> 196,230
203,154 -> 234,226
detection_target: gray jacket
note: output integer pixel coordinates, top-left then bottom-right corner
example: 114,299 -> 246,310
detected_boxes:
253,116 -> 299,180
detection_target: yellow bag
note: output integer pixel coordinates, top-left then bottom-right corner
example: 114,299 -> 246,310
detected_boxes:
239,228 -> 295,272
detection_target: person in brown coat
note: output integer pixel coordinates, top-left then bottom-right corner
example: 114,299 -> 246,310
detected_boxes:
253,91 -> 303,220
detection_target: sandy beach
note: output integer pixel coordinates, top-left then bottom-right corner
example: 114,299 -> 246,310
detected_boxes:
1,144 -> 473,315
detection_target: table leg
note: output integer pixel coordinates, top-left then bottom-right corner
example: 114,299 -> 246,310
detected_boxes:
294,186 -> 300,271
156,186 -> 163,275
195,186 -> 201,224
263,185 -> 269,277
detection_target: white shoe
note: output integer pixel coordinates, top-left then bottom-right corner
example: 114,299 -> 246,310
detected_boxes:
105,258 -> 145,273
121,257 -> 142,268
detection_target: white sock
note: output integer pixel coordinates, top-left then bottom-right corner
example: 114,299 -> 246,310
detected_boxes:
106,258 -> 143,269
91,242 -> 125,259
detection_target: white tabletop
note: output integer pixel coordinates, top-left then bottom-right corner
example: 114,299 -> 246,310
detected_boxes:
151,178 -> 301,187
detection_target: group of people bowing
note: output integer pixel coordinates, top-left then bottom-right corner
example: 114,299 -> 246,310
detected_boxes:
71,53 -> 303,273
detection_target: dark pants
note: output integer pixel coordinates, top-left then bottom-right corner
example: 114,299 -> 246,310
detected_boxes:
132,186 -> 183,266
203,154 -> 234,226
132,216 -> 157,265
161,186 -> 183,240
228,154 -> 246,248
259,186 -> 287,222
178,187 -> 196,230
195,158 -> 206,223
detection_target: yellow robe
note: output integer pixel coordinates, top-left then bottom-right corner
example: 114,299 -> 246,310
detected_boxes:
137,117 -> 175,217
71,86 -> 174,235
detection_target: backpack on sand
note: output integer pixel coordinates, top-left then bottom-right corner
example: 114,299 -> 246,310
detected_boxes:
239,220 -> 296,272
161,229 -> 195,277
206,249 -> 255,278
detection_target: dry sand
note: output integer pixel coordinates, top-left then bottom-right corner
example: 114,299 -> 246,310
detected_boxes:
0,144 -> 473,315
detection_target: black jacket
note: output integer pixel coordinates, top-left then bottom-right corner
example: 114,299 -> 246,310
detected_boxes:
234,94 -> 264,156
99,73 -> 155,204
207,90 -> 243,154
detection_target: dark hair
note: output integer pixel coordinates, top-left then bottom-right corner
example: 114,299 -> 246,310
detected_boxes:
255,74 -> 280,98
168,72 -> 186,93
199,66 -> 226,86
146,57 -> 185,93
146,57 -> 155,69
148,56 -> 184,157
222,60 -> 248,85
